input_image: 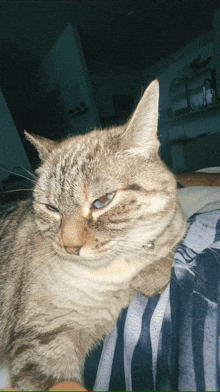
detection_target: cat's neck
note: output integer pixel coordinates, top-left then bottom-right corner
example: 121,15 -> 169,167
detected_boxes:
45,252 -> 148,290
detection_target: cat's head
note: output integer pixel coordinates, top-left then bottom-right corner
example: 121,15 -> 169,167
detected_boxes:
25,80 -> 184,267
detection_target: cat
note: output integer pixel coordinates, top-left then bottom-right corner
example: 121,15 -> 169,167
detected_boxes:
0,80 -> 186,391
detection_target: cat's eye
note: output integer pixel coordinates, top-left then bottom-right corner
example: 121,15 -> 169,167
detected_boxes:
93,192 -> 115,209
46,204 -> 59,213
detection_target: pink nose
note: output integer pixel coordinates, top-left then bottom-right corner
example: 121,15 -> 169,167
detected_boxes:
64,245 -> 82,255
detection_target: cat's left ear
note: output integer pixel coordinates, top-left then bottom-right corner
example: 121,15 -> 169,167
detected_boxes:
123,79 -> 160,158
24,131 -> 58,161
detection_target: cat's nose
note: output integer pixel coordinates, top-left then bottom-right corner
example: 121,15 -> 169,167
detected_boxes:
64,245 -> 82,255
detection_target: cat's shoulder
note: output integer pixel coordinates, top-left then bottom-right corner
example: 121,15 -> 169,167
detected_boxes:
0,199 -> 33,234
0,199 -> 31,218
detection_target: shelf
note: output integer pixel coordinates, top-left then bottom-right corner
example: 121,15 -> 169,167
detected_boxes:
162,103 -> 220,125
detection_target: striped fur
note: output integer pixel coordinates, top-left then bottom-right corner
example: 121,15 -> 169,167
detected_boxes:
0,80 -> 186,390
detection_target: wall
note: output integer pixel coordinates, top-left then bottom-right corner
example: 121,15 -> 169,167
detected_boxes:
213,8 -> 220,98
1,3 -> 101,138
1,2 -> 83,63
39,24 -> 100,135
0,89 -> 32,184
91,65 -> 145,119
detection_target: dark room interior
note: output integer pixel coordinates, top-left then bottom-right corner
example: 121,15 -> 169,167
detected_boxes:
1,0 -> 220,200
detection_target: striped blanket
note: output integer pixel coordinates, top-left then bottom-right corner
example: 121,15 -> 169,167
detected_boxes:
84,209 -> 220,391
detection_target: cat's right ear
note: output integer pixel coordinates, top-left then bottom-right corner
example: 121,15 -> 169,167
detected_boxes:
121,79 -> 160,159
24,131 -> 58,161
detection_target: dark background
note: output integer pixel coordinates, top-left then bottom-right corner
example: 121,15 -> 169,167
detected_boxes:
1,0 -> 220,173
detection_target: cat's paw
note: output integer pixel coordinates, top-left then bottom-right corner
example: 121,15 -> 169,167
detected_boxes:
131,257 -> 172,297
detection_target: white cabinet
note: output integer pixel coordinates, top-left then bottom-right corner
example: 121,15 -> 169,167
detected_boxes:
169,124 -> 185,141
183,110 -> 220,138
166,105 -> 220,172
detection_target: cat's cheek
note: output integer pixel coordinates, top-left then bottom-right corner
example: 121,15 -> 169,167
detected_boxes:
34,217 -> 61,247
33,203 -> 61,229
141,193 -> 175,217
79,237 -> 118,259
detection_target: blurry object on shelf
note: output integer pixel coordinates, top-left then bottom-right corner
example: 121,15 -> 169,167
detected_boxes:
169,78 -> 190,116
187,68 -> 216,111
169,57 -> 217,118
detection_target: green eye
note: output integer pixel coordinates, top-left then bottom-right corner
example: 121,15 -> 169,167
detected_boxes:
46,204 -> 59,213
93,192 -> 115,209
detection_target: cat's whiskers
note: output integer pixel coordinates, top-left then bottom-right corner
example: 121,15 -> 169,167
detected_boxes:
114,241 -> 176,263
114,242 -> 140,251
1,188 -> 33,194
0,164 -> 36,183
20,165 -> 37,179
112,247 -> 140,259
26,250 -> 61,287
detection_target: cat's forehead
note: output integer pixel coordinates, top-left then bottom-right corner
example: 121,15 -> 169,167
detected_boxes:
52,131 -> 124,179
41,132 -> 126,199
36,126 -> 151,204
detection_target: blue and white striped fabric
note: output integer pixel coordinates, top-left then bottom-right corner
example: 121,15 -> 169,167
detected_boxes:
84,210 -> 220,391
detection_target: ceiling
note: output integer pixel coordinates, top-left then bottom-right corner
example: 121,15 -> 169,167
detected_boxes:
79,0 -> 220,69
1,1 -> 220,72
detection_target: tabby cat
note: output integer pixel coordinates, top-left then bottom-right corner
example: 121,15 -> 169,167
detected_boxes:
0,80 -> 186,391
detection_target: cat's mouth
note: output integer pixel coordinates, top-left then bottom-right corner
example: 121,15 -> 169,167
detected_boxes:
53,241 -> 115,263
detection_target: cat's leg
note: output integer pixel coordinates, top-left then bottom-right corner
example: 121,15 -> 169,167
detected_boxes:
131,255 -> 173,297
7,328 -> 85,391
